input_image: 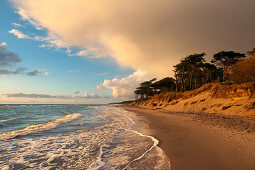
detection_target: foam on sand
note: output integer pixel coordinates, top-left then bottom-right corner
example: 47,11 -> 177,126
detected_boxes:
123,129 -> 161,169
0,113 -> 82,140
89,145 -> 106,170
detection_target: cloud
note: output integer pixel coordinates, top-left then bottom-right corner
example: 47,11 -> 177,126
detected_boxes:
97,72 -> 107,76
0,67 -> 26,76
5,93 -> 65,99
44,71 -> 49,76
74,91 -> 80,94
12,22 -> 23,27
5,92 -> 100,99
8,29 -> 31,39
82,93 -> 99,98
26,69 -> 49,76
11,0 -> 255,77
96,85 -> 105,91
16,8 -> 43,30
0,42 -> 7,47
0,44 -> 26,76
103,70 -> 155,98
0,43 -> 48,76
0,43 -> 22,66
9,28 -> 69,51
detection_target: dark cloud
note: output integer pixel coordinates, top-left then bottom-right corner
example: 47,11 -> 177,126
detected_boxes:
26,69 -> 43,76
6,93 -> 67,99
0,67 -> 26,76
74,91 -> 80,94
0,44 -> 47,77
0,45 -> 21,67
5,93 -> 100,99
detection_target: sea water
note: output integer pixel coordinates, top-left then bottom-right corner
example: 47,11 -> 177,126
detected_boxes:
0,104 -> 170,169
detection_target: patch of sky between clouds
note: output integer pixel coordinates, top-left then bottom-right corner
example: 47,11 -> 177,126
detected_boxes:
9,7 -> 105,59
8,27 -> 103,59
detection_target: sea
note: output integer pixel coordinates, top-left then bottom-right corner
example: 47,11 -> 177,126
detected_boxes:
0,104 -> 170,170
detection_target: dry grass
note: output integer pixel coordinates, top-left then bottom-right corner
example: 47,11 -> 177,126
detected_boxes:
132,82 -> 255,107
191,101 -> 198,105
201,107 -> 207,111
231,56 -> 255,83
211,82 -> 255,99
243,102 -> 255,110
181,83 -> 215,99
150,83 -> 215,103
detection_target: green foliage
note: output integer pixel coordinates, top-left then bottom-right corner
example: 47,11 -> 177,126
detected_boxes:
133,48 -> 255,100
247,48 -> 255,57
231,55 -> 255,84
220,81 -> 235,85
152,77 -> 176,93
173,53 -> 221,92
135,78 -> 156,99
212,51 -> 246,81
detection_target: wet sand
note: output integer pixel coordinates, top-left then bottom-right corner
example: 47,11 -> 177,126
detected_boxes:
122,105 -> 255,170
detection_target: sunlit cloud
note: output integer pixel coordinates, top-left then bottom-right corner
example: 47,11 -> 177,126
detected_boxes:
0,42 -> 7,47
10,0 -> 255,78
103,70 -> 155,98
8,29 -> 31,39
12,22 -> 23,27
96,85 -> 105,91
16,8 -> 43,30
82,93 -> 99,99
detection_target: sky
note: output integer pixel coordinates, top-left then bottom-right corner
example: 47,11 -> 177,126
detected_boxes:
0,0 -> 254,104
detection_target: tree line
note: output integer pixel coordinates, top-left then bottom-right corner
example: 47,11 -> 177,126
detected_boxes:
135,48 -> 255,100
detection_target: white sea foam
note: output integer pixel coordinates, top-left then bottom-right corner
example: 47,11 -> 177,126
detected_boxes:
122,129 -> 159,169
0,107 -> 127,169
0,106 -> 170,169
89,145 -> 106,170
0,113 -> 82,140
91,106 -> 171,169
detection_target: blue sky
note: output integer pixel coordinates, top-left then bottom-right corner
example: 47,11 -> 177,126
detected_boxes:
0,0 -> 134,104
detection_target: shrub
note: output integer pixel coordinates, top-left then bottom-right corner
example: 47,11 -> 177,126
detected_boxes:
231,56 -> 255,83
243,102 -> 255,110
201,107 -> 207,111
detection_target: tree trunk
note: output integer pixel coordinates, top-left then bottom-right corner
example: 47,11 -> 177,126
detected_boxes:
223,64 -> 227,82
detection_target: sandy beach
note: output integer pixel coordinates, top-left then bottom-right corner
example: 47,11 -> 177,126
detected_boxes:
122,105 -> 255,170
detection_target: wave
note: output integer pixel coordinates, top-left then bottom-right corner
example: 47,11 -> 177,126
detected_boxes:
0,113 -> 82,140
1,116 -> 28,124
0,107 -> 9,110
89,106 -> 170,169
0,105 -> 32,108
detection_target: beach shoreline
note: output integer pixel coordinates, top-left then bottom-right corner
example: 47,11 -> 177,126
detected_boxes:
121,105 -> 255,170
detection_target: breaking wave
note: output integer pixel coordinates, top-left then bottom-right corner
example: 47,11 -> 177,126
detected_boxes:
0,105 -> 170,169
0,113 -> 82,140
